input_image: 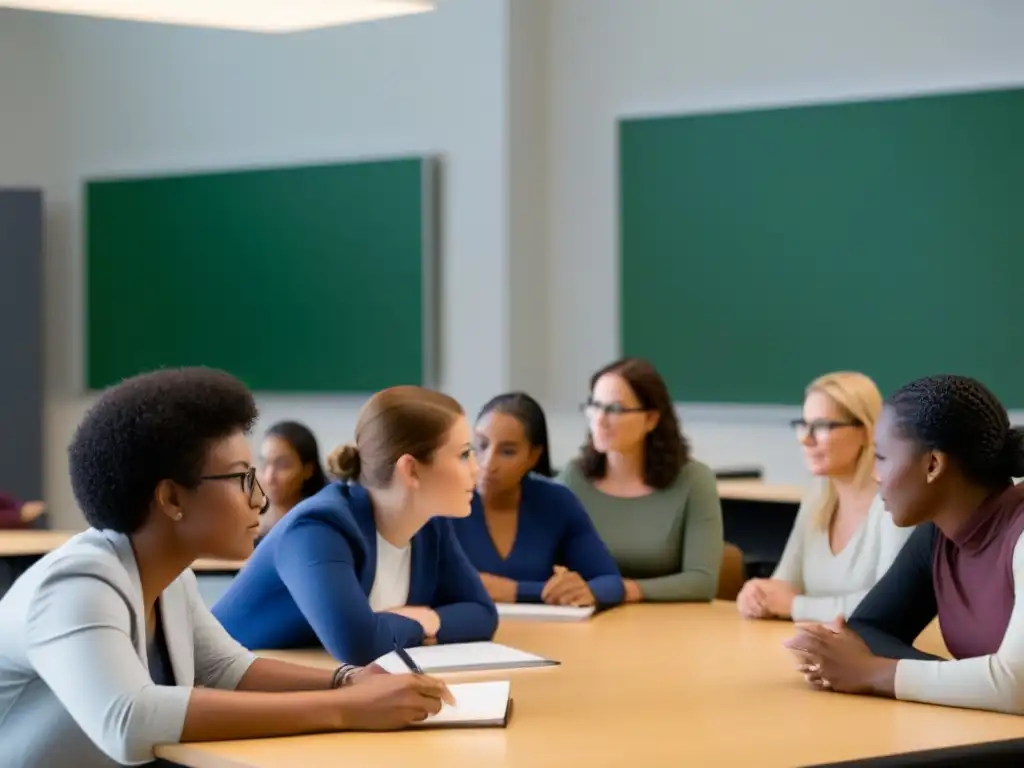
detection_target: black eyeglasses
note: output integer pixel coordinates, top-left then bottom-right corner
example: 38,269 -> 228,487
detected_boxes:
200,466 -> 269,514
580,399 -> 649,416
790,418 -> 862,441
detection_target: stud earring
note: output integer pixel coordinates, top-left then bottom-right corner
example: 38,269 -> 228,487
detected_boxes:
174,513 -> 183,521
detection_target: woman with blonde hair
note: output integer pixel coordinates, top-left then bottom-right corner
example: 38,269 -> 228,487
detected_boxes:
737,371 -> 912,622
214,386 -> 498,665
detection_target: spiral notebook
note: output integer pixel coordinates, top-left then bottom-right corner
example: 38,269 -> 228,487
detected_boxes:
413,681 -> 513,729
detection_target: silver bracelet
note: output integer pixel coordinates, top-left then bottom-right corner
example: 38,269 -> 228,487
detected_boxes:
331,663 -> 360,688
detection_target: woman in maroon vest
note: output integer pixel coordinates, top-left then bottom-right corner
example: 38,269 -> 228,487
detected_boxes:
785,374 -> 1024,714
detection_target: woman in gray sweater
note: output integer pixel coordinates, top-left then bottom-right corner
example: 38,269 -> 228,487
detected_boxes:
0,367 -> 451,768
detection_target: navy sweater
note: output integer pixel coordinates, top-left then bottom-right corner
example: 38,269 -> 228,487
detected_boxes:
452,474 -> 625,606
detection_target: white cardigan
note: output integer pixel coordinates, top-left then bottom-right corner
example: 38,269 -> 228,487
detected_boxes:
772,492 -> 913,622
0,528 -> 255,767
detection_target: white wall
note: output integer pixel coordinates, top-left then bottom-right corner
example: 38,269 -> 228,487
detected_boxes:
544,0 -> 1024,477
1,1 -> 514,527
4,0 -> 1024,526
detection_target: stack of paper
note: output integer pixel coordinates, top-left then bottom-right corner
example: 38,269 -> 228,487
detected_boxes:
374,641 -> 558,674
413,681 -> 513,729
496,603 -> 595,622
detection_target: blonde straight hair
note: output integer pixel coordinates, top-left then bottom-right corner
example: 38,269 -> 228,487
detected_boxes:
806,371 -> 883,530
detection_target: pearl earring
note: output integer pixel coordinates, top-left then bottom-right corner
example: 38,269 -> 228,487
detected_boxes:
174,513 -> 183,521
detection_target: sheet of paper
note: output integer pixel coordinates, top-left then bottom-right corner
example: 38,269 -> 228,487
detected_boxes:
413,681 -> 511,727
496,603 -> 595,621
374,641 -> 553,674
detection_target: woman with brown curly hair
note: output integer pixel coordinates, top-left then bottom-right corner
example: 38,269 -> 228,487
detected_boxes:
558,358 -> 724,603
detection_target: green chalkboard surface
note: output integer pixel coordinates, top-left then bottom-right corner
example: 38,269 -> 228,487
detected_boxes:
620,87 -> 1024,406
87,157 -> 437,392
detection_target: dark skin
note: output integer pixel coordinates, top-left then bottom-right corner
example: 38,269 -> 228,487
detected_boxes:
130,430 -> 454,741
475,412 -> 596,607
784,404 -> 994,697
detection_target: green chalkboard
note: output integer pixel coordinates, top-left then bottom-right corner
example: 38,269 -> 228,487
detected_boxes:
620,87 -> 1024,406
86,157 -> 437,392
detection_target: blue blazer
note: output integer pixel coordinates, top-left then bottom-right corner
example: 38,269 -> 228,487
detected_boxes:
452,474 -> 625,607
213,482 -> 498,666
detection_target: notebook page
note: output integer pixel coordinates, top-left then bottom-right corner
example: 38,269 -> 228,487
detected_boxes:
413,681 -> 511,727
496,603 -> 595,621
375,641 -> 550,673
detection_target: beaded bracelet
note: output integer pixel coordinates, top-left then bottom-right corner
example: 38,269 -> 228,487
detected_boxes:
330,663 -> 360,688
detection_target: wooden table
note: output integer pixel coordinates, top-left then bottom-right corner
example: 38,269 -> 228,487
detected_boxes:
717,480 -> 805,504
0,530 -> 246,572
157,603 -> 1016,768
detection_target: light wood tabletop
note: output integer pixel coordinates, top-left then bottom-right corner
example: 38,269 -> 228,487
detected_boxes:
717,480 -> 805,504
0,530 -> 246,572
157,603 -> 1015,768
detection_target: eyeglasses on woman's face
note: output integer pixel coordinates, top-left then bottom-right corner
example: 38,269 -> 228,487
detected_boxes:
580,399 -> 648,417
790,418 -> 861,443
200,466 -> 269,514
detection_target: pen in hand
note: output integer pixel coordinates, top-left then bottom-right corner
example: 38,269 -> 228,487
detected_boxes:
394,643 -> 425,675
393,642 -> 457,706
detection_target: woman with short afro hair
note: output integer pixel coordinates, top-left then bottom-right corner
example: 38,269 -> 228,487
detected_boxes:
0,367 -> 451,768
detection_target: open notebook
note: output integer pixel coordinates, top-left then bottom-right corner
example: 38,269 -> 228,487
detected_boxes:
374,641 -> 558,674
496,603 -> 595,622
413,681 -> 513,729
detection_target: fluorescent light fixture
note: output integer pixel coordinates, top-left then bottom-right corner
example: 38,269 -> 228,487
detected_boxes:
0,0 -> 437,32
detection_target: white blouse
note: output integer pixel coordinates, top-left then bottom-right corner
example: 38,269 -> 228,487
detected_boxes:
772,492 -> 913,622
367,532 -> 412,612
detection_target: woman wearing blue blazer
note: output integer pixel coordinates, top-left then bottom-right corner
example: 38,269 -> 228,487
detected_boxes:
215,386 -> 499,666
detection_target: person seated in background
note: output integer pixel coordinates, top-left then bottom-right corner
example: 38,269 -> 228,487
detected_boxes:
558,358 -> 723,603
453,392 -> 624,608
0,493 -> 45,529
213,386 -> 499,666
786,375 -> 1024,715
257,420 -> 328,541
0,368 -> 453,768
737,371 -> 913,622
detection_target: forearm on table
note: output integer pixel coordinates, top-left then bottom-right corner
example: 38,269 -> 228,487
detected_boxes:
435,603 -> 498,643
588,574 -> 626,606
893,656 -> 1024,714
847,620 -> 943,661
236,657 -> 339,692
179,686 -> 345,742
635,571 -> 717,602
514,579 -> 546,603
792,590 -> 869,623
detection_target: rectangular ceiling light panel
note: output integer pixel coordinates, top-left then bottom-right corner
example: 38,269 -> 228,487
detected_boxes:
1,0 -> 437,32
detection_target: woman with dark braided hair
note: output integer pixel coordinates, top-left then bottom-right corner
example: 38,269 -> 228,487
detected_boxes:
558,358 -> 724,602
785,374 -> 1024,714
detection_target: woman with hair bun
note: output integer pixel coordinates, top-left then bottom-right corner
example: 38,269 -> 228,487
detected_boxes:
214,387 -> 498,666
786,374 -> 1024,715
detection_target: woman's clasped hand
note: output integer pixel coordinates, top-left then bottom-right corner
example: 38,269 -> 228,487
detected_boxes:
540,566 -> 596,607
783,617 -> 897,697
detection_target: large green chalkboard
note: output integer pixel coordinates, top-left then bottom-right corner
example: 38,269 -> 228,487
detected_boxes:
87,157 -> 437,392
620,87 -> 1024,406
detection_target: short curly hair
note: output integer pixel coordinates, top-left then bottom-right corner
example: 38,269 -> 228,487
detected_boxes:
68,367 -> 259,533
578,357 -> 690,489
887,374 -> 1024,487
